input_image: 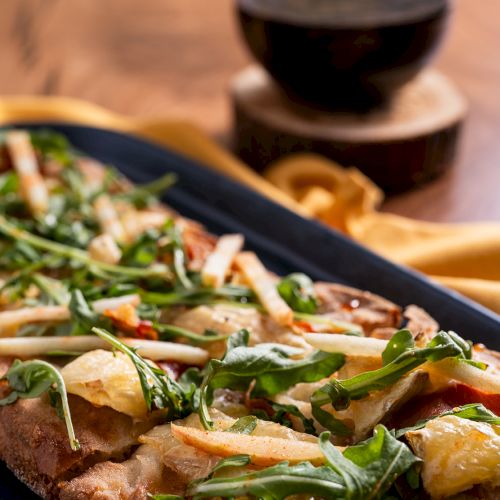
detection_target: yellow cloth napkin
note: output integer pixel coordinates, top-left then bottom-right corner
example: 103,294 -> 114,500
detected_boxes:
265,155 -> 500,314
1,96 -> 499,314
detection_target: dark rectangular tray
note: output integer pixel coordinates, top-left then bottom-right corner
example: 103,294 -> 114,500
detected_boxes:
0,123 -> 499,499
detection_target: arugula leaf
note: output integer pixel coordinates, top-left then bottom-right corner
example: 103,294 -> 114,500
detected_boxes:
162,219 -> 192,289
225,415 -> 258,435
0,171 -> 18,195
225,327 -> 249,351
395,403 -> 500,437
0,215 -> 172,280
250,399 -> 317,435
188,460 -> 345,499
81,281 -> 139,302
60,165 -> 90,203
156,323 -> 229,344
0,359 -> 80,451
32,273 -> 70,305
142,284 -> 254,306
0,271 -> 69,308
31,188 -> 98,249
92,327 -> 195,419
177,367 -> 203,411
121,229 -> 161,268
0,240 -> 43,270
311,330 -> 474,435
0,270 -> 35,303
183,454 -> 250,495
277,273 -> 318,314
147,496 -> 184,500
382,330 -> 414,366
69,290 -> 111,335
13,135 -> 102,248
340,426 -> 419,499
0,170 -> 25,216
116,172 -> 177,209
30,129 -> 76,167
186,426 -> 417,500
320,432 -> 364,497
206,454 -> 251,476
199,330 -> 345,430
311,382 -> 355,437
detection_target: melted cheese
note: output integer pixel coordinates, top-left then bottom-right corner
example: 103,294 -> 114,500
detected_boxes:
61,349 -> 148,419
406,415 -> 500,498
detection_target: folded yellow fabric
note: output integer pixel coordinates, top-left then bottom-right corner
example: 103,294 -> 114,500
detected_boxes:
1,96 -> 499,315
0,96 -> 304,216
265,154 -> 500,314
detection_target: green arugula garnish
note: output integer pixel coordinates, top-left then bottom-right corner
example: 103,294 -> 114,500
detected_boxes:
225,415 -> 258,435
30,129 -> 76,167
142,284 -> 254,306
162,220 -> 192,289
92,327 -> 195,419
277,273 -> 318,313
250,399 -> 317,435
69,290 -> 111,335
311,330 -> 477,435
190,461 -> 344,499
0,359 -> 80,451
121,229 -> 161,268
0,215 -> 172,280
116,172 -> 177,209
186,426 -> 418,499
0,171 -> 19,196
199,330 -> 345,430
156,323 -> 229,344
32,273 -> 71,305
395,403 -> 500,437
0,240 -> 43,271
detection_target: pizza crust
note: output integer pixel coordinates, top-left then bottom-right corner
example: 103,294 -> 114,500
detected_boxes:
0,388 -> 158,498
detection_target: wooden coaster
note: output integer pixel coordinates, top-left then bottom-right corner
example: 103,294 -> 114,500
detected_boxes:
231,65 -> 467,193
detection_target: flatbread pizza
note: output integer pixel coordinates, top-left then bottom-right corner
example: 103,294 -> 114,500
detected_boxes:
0,130 -> 498,499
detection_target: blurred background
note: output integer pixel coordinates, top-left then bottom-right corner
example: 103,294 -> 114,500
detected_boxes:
1,0 -> 499,222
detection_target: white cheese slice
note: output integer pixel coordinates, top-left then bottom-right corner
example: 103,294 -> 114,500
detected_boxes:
61,349 -> 148,419
406,415 -> 500,498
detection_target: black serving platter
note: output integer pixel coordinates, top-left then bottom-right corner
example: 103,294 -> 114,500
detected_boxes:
0,123 -> 499,499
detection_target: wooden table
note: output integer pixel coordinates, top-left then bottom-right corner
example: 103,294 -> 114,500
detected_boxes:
1,0 -> 499,223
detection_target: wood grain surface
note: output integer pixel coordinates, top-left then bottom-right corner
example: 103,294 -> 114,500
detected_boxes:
0,0 -> 499,223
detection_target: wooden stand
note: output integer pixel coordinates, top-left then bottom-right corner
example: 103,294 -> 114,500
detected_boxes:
231,65 -> 467,193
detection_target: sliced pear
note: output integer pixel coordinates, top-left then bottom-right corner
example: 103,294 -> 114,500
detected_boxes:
425,358 -> 500,395
305,332 -> 386,357
171,424 -> 328,466
235,251 -> 293,326
201,234 -> 244,288
0,335 -> 208,364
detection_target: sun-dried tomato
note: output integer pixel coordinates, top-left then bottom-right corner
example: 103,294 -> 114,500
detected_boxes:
135,320 -> 159,341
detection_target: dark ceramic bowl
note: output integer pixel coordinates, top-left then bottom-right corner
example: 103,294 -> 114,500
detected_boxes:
237,0 -> 450,110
